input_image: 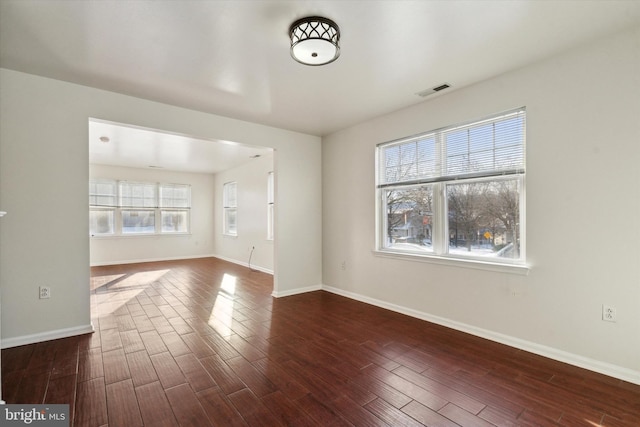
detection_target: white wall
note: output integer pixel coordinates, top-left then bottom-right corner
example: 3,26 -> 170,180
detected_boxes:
89,164 -> 216,266
212,153 -> 274,273
0,69 -> 322,346
322,27 -> 640,382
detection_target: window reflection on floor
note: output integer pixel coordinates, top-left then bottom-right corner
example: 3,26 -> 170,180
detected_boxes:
208,273 -> 236,337
90,269 -> 170,315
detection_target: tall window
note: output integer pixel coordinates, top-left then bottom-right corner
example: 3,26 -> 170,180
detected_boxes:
223,181 -> 237,236
89,180 -> 117,235
89,180 -> 191,236
160,184 -> 191,233
119,181 -> 157,234
376,108 -> 526,265
267,171 -> 274,240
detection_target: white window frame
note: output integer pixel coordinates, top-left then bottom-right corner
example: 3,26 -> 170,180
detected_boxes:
89,179 -> 117,236
89,179 -> 191,237
159,183 -> 191,234
89,207 -> 116,236
121,208 -> 157,235
118,181 -> 158,235
375,108 -> 527,271
223,181 -> 238,236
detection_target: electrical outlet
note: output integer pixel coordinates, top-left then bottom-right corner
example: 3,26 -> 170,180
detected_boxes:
39,286 -> 51,299
602,305 -> 616,322
341,261 -> 346,271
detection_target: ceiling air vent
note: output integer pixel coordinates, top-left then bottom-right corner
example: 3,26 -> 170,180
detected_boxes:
417,83 -> 451,98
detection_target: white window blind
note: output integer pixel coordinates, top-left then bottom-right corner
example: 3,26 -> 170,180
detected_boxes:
119,182 -> 158,207
379,109 -> 525,187
223,182 -> 238,236
160,184 -> 191,208
267,172 -> 274,205
89,180 -> 117,206
223,182 -> 237,208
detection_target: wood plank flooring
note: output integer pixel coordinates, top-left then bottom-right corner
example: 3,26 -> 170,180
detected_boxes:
2,257 -> 639,426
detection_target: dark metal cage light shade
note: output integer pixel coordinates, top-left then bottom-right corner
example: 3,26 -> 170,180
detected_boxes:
289,16 -> 340,66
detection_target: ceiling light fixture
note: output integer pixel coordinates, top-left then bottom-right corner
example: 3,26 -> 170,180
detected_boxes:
289,16 -> 340,66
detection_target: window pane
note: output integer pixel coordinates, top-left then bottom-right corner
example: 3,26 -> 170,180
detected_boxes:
160,184 -> 191,208
385,145 -> 400,168
224,208 -> 237,235
447,179 -> 521,260
161,210 -> 188,233
383,185 -> 434,253
224,182 -> 237,207
120,182 -> 157,207
122,210 -> 155,234
89,209 -> 114,235
89,180 -> 117,206
267,172 -> 274,204
381,137 -> 437,185
444,111 -> 525,177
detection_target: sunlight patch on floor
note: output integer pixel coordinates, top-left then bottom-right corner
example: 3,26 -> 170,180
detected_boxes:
90,273 -> 126,291
208,273 -> 237,337
94,288 -> 145,316
110,269 -> 170,288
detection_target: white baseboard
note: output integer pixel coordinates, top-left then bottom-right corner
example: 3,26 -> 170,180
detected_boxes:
272,284 -> 322,298
90,254 -> 216,267
211,254 -> 274,275
1,323 -> 95,349
321,285 -> 640,386
91,254 -> 275,275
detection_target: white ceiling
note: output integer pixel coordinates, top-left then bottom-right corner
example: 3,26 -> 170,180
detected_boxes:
2,0 -> 639,172
89,119 -> 272,174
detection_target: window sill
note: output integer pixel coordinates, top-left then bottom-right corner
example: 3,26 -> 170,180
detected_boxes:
372,249 -> 530,275
91,233 -> 192,239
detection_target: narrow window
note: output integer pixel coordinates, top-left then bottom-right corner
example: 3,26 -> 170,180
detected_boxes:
159,183 -> 191,233
89,179 -> 116,236
223,181 -> 237,236
267,171 -> 274,240
119,181 -> 158,234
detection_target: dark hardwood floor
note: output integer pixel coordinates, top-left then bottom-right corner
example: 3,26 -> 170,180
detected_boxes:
2,257 -> 639,426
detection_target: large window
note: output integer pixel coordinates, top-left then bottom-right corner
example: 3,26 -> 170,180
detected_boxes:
89,180 -> 191,236
376,108 -> 526,265
223,181 -> 237,236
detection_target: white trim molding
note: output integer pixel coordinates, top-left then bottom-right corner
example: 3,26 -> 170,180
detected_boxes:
91,254 -> 274,275
212,254 -> 274,275
272,284 -> 322,298
1,324 -> 95,349
90,253 -> 217,267
321,285 -> 640,386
